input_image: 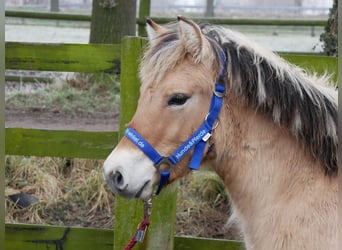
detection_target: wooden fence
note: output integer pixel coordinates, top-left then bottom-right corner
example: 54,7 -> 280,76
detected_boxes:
4,36 -> 337,249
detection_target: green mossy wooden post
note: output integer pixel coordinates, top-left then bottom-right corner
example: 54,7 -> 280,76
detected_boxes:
114,36 -> 177,249
0,5 -> 5,249
138,0 -> 151,37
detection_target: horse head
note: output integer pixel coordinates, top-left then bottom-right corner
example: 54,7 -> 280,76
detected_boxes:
103,17 -> 225,200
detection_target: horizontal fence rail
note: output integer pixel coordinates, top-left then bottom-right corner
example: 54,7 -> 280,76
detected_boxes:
5,42 -> 121,73
5,224 -> 114,250
5,10 -> 327,27
5,223 -> 244,250
136,17 -> 327,27
5,42 -> 337,78
280,53 -> 337,83
5,10 -> 91,21
5,128 -> 118,159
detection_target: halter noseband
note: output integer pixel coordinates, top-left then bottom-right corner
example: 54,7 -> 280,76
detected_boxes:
125,51 -> 226,195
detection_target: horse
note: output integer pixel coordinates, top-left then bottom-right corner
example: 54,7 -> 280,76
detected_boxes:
103,16 -> 337,249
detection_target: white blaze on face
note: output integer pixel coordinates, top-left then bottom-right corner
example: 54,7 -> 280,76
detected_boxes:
103,148 -> 157,200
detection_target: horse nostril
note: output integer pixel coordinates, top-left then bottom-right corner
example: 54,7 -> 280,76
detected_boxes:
112,171 -> 127,191
114,171 -> 123,185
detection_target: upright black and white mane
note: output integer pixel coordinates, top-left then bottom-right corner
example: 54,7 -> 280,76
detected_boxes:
198,24 -> 338,175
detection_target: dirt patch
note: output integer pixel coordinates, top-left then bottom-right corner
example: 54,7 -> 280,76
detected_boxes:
5,107 -> 119,131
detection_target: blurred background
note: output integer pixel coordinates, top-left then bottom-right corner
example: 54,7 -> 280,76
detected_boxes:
5,0 -> 333,52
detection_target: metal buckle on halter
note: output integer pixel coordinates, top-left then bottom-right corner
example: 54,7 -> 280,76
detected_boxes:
214,84 -> 225,98
204,113 -> 220,131
154,158 -> 174,196
214,89 -> 225,98
154,157 -> 175,171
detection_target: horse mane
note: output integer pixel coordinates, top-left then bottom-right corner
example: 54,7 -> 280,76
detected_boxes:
140,23 -> 338,175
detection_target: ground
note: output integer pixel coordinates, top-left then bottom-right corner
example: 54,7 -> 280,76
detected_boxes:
6,107 -> 119,131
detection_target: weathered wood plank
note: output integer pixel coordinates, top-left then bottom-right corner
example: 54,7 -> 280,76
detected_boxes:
5,10 -> 91,21
5,42 -> 336,82
5,223 -> 243,250
281,53 -> 338,83
5,11 -> 326,27
5,128 -> 118,159
138,0 -> 151,37
136,17 -> 327,27
174,236 -> 244,250
0,12 -> 5,249
114,36 -> 147,249
5,42 -> 121,73
114,184 -> 179,250
146,184 -> 178,249
5,75 -> 53,83
114,36 -> 178,250
5,223 -> 113,250
118,36 -> 145,138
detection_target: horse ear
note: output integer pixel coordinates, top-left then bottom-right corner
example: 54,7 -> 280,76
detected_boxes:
177,16 -> 210,63
146,18 -> 168,42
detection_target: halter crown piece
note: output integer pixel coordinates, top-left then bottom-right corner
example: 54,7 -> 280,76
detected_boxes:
125,50 -> 226,195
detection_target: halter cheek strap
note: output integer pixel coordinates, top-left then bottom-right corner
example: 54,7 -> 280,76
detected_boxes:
125,51 -> 226,195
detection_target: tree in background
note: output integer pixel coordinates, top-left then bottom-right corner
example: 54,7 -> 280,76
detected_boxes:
205,0 -> 214,17
50,0 -> 59,12
320,0 -> 338,56
89,0 -> 137,44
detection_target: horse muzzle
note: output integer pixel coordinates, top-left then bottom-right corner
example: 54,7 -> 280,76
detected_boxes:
103,148 -> 158,200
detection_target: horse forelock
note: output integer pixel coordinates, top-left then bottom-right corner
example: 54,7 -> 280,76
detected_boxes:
140,22 -> 338,175
140,31 -> 183,85
140,29 -> 221,86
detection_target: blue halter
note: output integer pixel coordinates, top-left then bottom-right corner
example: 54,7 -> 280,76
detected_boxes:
125,51 -> 226,195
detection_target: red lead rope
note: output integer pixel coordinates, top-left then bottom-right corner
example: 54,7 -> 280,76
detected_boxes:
124,218 -> 150,250
124,199 -> 152,250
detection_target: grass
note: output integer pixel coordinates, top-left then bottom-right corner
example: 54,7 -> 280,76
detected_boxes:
5,155 -> 236,238
176,171 -> 235,238
5,72 -> 120,115
5,156 -> 115,228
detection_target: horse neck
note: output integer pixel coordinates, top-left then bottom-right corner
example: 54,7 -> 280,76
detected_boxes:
211,96 -> 337,248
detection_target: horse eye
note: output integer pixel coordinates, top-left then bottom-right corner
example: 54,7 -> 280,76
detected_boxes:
167,93 -> 190,106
